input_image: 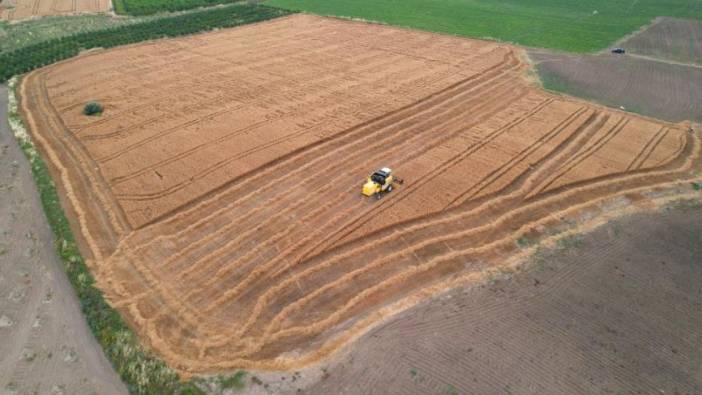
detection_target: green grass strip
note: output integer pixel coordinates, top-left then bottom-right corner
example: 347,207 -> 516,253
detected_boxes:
0,3 -> 292,83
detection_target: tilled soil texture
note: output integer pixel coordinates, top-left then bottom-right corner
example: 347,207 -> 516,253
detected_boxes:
618,17 -> 702,65
18,14 -> 702,373
530,49 -> 702,123
0,0 -> 110,21
304,205 -> 702,395
0,86 -> 127,394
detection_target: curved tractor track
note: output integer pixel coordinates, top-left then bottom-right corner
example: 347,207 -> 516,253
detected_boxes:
18,14 -> 702,373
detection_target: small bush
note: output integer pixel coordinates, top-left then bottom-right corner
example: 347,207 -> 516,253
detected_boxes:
83,101 -> 103,116
220,371 -> 247,390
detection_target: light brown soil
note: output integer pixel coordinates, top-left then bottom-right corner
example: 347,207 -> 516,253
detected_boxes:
618,17 -> 702,65
0,85 -> 127,394
530,49 -> 702,122
0,0 -> 110,21
296,204 -> 702,395
18,14 -> 702,374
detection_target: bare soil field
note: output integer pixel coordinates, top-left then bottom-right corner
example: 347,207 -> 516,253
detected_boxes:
0,86 -> 126,395
0,0 -> 110,21
18,14 -> 702,374
531,17 -> 702,123
530,50 -> 702,123
618,17 -> 702,65
301,204 -> 702,395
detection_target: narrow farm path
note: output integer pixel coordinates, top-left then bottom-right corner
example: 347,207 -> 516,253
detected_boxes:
0,84 -> 127,395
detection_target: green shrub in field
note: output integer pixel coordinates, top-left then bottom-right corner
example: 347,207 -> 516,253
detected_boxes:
83,101 -> 103,116
0,4 -> 292,83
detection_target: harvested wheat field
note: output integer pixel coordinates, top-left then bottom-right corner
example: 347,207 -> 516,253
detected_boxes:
18,14 -> 702,373
0,0 -> 110,21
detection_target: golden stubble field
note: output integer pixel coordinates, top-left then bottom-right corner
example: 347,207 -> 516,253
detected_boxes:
18,14 -> 702,373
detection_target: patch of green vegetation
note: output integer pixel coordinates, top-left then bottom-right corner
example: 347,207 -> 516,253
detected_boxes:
0,15 -> 152,55
516,236 -> 535,249
537,69 -> 580,97
220,370 -> 248,390
692,181 -> 702,191
556,235 -> 583,250
266,0 -> 702,53
444,385 -> 459,395
664,198 -> 702,212
83,101 -> 104,116
114,0 -> 241,16
0,4 -> 292,82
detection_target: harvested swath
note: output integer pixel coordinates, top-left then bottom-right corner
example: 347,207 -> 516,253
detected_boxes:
0,0 -> 110,21
18,14 -> 702,373
619,17 -> 702,64
530,49 -> 702,122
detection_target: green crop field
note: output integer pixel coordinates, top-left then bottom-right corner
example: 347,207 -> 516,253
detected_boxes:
113,0 -> 241,15
266,0 -> 702,52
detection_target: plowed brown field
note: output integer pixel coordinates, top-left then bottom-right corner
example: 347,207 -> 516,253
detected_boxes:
18,14 -> 702,373
0,0 -> 110,21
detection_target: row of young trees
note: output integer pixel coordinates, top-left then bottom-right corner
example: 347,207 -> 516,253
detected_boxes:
0,4 -> 290,83
114,0 -> 242,16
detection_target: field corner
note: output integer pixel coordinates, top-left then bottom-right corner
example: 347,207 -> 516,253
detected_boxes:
6,76 -> 248,395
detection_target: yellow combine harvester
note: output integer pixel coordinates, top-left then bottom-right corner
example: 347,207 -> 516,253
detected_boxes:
362,167 -> 403,199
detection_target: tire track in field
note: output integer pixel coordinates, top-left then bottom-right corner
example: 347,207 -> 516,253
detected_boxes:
532,116 -> 630,195
247,161 -> 698,355
178,73 -> 529,306
626,126 -> 669,170
445,106 -> 591,208
126,49 -> 520,261
105,54 -> 438,182
231,120 -> 692,346
88,49 -> 402,145
196,123 -> 695,353
631,127 -> 671,170
190,81 -> 530,310
124,47 -> 512,232
197,108 -> 619,344
99,49 -> 526,336
293,96 -> 557,263
113,51 -> 519,201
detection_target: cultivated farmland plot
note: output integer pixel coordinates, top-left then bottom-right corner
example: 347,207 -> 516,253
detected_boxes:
18,14 -> 702,373
0,0 -> 110,21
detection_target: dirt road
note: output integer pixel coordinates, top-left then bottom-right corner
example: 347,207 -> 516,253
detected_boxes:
0,85 -> 126,394
303,204 -> 702,395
